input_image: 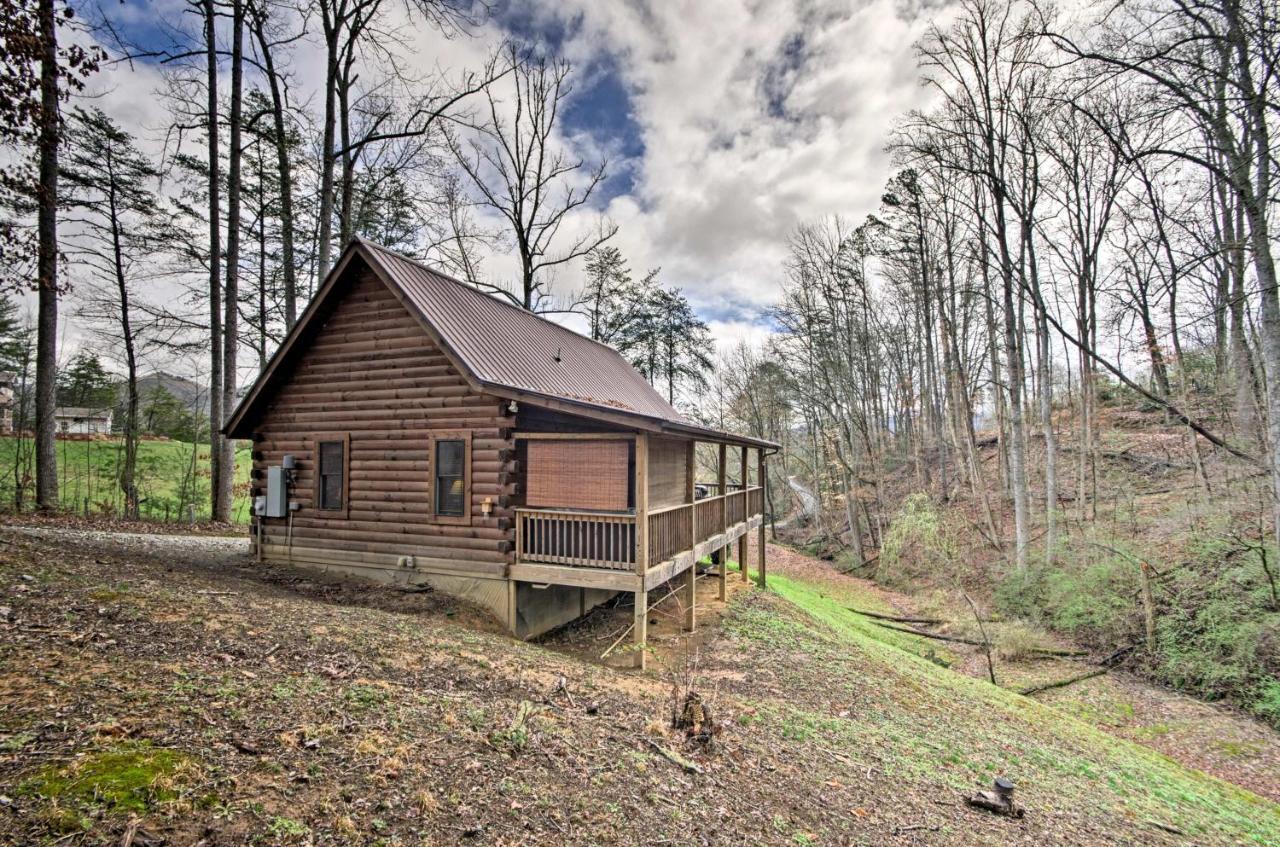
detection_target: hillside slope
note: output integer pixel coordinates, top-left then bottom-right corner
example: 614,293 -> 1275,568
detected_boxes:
0,526 -> 1276,845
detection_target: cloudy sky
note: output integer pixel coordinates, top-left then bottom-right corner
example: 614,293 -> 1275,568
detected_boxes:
75,0 -> 945,373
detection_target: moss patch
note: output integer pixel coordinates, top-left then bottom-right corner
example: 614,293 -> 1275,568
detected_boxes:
23,742 -> 195,824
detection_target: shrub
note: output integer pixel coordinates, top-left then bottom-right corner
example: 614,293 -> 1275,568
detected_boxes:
877,493 -> 960,587
1253,678 -> 1280,725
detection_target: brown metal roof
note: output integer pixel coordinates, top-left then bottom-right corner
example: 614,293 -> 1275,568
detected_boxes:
225,239 -> 778,450
360,240 -> 689,425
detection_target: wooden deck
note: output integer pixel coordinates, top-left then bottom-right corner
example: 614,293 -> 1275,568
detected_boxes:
508,431 -> 771,669
510,514 -> 763,591
510,486 -> 765,593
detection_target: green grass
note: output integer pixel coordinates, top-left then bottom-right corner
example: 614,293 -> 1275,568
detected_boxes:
0,436 -> 252,523
727,569 -> 1280,845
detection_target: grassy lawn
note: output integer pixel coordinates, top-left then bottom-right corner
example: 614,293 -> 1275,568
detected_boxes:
730,569 -> 1280,845
0,437 -> 253,523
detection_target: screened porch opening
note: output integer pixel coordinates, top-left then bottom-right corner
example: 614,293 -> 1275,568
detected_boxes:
513,434 -> 765,573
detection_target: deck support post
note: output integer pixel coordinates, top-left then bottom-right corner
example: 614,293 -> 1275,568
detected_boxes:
635,433 -> 650,669
757,448 -> 767,588
741,444 -> 750,582
718,544 -> 728,600
507,579 -> 518,636
634,588 -> 648,670
683,565 -> 697,631
717,441 -> 729,596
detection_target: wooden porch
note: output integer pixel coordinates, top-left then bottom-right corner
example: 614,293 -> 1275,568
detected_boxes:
508,432 -> 769,669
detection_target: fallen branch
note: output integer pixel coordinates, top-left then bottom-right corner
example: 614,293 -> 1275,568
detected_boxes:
869,620 -> 987,646
869,620 -> 1086,657
892,823 -> 940,835
1027,646 -> 1089,658
1145,819 -> 1184,836
646,739 -> 703,774
848,607 -> 943,626
1018,668 -> 1109,696
1098,644 -> 1136,667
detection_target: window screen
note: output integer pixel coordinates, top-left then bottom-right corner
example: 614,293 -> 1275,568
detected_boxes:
435,439 -> 466,517
318,440 -> 344,510
526,440 -> 630,511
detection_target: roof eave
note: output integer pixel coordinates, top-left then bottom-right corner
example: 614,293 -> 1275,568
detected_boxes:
481,380 -> 779,450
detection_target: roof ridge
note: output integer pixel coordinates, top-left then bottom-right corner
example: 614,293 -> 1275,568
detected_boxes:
356,239 -> 633,360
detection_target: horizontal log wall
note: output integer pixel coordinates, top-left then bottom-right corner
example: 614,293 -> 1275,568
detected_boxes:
251,267 -> 515,569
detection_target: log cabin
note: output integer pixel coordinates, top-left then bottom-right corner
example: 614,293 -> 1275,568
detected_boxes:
225,237 -> 776,668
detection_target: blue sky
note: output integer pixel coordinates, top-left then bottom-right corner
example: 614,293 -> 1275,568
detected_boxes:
84,0 -> 941,352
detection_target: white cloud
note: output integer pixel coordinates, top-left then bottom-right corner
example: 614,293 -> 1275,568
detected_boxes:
528,0 -> 943,352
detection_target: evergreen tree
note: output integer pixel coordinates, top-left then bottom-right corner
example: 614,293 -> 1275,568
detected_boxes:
582,246 -> 632,341
0,293 -> 26,373
610,270 -> 714,409
63,106 -> 161,517
57,351 -> 114,409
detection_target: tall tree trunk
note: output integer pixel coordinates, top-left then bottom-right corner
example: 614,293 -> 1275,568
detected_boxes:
34,0 -> 59,512
1243,199 -> 1280,556
1038,306 -> 1056,564
316,12 -> 338,281
253,12 -> 299,328
204,0 -> 224,522
1223,181 -> 1260,447
216,0 -> 244,523
106,147 -> 139,518
843,464 -> 866,567
257,158 -> 267,369
338,60 -> 355,247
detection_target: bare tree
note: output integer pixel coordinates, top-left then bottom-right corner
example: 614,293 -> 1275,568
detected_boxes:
448,45 -> 618,312
1049,0 -> 1280,547
314,0 -> 480,279
247,0 -> 303,328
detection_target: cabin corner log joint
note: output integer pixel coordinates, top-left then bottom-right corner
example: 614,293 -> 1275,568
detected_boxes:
225,238 -> 776,669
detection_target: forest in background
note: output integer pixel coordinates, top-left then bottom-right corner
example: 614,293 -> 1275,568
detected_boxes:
701,0 -> 1280,725
0,0 -> 718,524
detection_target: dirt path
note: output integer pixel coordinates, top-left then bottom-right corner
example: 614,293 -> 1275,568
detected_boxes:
764,541 -> 1280,804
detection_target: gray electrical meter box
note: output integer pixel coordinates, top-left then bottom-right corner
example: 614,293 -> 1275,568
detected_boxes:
265,466 -> 288,518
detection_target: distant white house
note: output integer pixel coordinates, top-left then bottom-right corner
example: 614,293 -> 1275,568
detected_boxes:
0,372 -> 14,433
55,407 -> 113,435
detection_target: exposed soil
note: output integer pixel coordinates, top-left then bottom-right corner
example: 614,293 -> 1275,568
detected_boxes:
0,523 -> 1274,846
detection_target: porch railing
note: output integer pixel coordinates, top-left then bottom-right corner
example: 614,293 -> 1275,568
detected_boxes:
515,508 -> 636,570
726,489 -> 747,526
648,503 -> 693,567
694,496 -> 724,545
515,488 -> 764,571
